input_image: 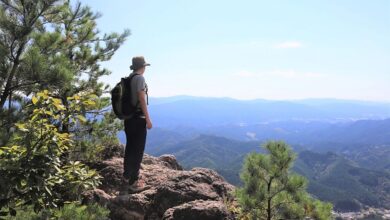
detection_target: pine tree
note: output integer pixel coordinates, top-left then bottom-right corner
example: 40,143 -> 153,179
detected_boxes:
0,0 -> 129,108
1,0 -> 60,109
0,0 -> 129,141
236,141 -> 333,220
0,1 -> 129,216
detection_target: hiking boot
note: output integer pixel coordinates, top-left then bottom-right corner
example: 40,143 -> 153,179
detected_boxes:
128,178 -> 150,193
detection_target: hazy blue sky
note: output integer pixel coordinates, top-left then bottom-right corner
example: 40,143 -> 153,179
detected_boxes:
78,0 -> 389,101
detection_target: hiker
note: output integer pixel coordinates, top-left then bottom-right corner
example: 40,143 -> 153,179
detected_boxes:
123,56 -> 152,192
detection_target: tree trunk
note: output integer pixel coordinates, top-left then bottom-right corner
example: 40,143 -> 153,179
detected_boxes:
0,42 -> 25,110
267,177 -> 273,220
0,62 -> 18,110
61,95 -> 69,133
267,198 -> 272,220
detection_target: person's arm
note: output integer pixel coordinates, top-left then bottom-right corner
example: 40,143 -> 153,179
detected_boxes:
138,90 -> 152,129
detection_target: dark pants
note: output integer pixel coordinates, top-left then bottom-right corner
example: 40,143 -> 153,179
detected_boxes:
123,117 -> 147,184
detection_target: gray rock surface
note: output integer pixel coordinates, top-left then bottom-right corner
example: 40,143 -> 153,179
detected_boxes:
83,145 -> 236,220
163,200 -> 231,220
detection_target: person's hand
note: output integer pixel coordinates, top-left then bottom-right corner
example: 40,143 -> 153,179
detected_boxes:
146,118 -> 153,129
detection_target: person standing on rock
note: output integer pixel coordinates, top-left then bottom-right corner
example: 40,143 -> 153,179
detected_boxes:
123,56 -> 152,193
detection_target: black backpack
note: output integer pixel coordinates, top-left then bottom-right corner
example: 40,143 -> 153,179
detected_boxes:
111,74 -> 139,119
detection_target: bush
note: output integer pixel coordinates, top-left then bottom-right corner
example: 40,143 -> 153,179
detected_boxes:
0,91 -> 101,216
2,202 -> 110,220
71,109 -> 123,162
54,202 -> 110,220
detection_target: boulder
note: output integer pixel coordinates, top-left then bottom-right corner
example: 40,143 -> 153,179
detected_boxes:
163,200 -> 231,220
83,151 -> 236,220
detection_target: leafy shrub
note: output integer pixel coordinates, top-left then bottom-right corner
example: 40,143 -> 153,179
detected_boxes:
71,107 -> 123,162
2,202 -> 109,220
0,91 -> 101,216
54,202 -> 110,220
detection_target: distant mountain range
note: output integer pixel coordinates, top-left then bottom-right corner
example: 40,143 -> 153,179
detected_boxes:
117,96 -> 390,212
133,117 -> 390,157
144,134 -> 390,212
295,151 -> 390,212
148,96 -> 390,128
119,96 -> 390,147
145,96 -> 390,155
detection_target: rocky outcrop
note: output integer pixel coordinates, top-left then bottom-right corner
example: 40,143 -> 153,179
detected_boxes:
163,200 -> 231,220
83,145 -> 236,220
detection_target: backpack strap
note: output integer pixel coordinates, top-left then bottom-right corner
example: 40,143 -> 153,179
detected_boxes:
127,73 -> 147,110
145,83 -> 149,105
127,73 -> 140,108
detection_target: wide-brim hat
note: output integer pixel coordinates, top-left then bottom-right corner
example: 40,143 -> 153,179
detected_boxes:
130,56 -> 151,70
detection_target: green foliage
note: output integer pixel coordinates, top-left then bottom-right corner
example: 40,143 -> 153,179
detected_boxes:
53,202 -> 110,220
0,0 -> 129,103
157,134 -> 388,212
309,199 -> 334,220
70,97 -> 123,162
0,0 -> 129,143
2,201 -> 109,220
0,91 -> 101,216
0,0 -> 127,217
235,141 -> 333,220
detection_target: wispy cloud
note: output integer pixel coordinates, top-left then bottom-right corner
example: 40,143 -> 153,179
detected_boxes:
270,70 -> 324,78
274,41 -> 303,49
232,70 -> 325,79
233,71 -> 257,78
218,40 -> 303,50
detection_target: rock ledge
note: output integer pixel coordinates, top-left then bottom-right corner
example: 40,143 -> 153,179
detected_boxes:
83,147 -> 235,220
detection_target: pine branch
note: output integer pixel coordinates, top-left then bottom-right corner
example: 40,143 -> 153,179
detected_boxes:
8,80 -> 41,90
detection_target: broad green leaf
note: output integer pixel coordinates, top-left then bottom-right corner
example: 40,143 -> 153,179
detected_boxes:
89,94 -> 98,99
31,114 -> 38,121
32,96 -> 38,104
15,123 -> 29,132
52,98 -> 62,104
77,115 -> 87,123
44,110 -> 53,116
54,102 -> 66,110
82,100 -> 96,106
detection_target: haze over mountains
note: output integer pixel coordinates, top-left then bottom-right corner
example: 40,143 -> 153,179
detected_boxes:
148,96 -> 390,128
118,96 -> 390,212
